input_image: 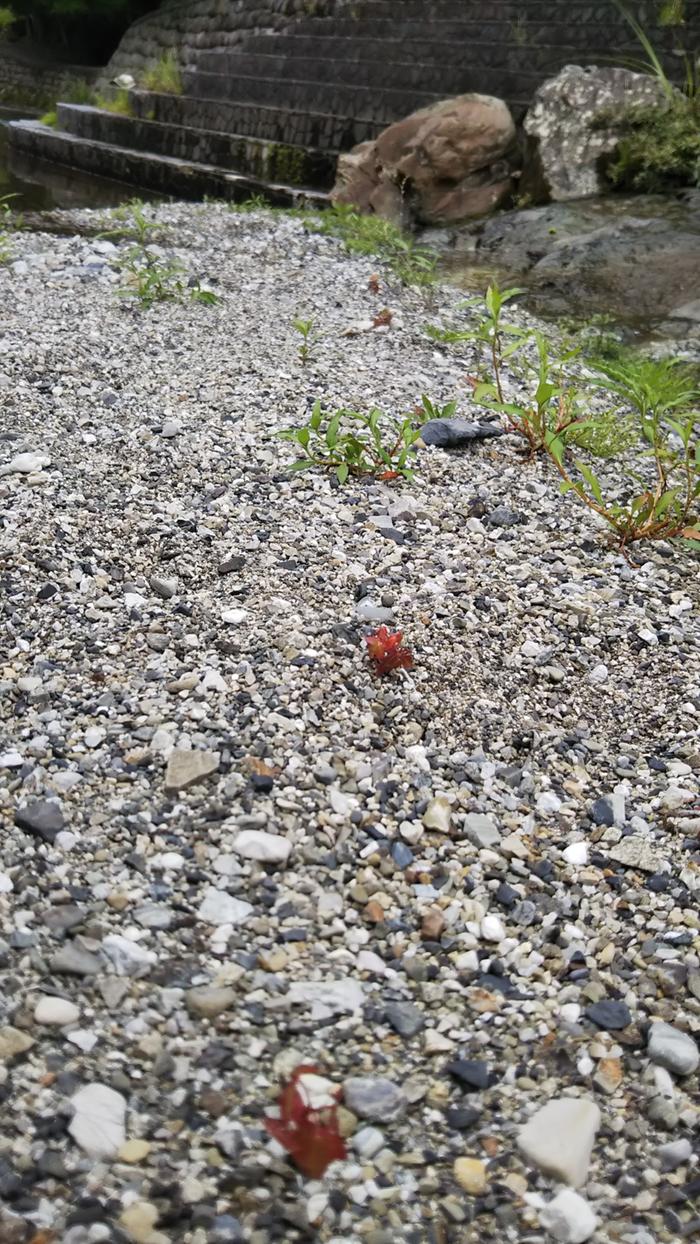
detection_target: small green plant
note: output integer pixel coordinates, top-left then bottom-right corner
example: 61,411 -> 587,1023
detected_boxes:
547,410 -> 700,561
39,110 -> 58,127
142,50 -> 183,95
61,77 -> 96,105
117,246 -> 220,308
418,394 -> 458,422
0,5 -> 15,36
227,193 -> 271,213
659,0 -> 685,25
278,400 -> 421,483
101,199 -> 161,244
603,96 -> 700,191
95,88 -> 133,116
305,204 -> 437,286
292,317 -> 319,365
0,192 -> 19,264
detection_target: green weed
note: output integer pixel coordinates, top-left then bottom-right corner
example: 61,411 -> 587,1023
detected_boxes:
279,400 -> 420,484
142,51 -> 183,95
305,204 -> 437,287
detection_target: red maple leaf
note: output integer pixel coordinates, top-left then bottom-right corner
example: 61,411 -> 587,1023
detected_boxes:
365,626 -> 414,676
264,1065 -> 346,1178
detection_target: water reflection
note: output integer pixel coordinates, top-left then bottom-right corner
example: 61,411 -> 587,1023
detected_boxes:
1,107 -> 156,211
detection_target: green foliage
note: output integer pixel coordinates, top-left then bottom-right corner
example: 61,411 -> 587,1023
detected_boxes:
305,204 -> 437,287
0,193 -> 20,263
116,245 -> 220,309
589,355 -> 700,427
658,0 -> 685,26
604,96 -> 700,191
292,317 -> 319,366
142,50 -> 182,95
227,193 -> 272,213
39,110 -> 58,127
418,394 -> 458,422
101,199 -> 162,244
278,400 -> 420,484
0,6 -> 15,35
95,87 -> 133,116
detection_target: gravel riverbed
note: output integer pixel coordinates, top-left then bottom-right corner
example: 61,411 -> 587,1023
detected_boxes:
0,201 -> 698,1244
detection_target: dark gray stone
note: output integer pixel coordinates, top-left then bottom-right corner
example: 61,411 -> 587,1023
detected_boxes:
383,1001 -> 425,1037
584,999 -> 632,1031
419,418 -> 503,449
590,798 -> 614,826
14,799 -> 65,842
446,1059 -> 491,1090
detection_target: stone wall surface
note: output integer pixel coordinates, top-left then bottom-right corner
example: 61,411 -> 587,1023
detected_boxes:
101,0 -> 351,84
100,0 -> 700,112
0,50 -> 98,103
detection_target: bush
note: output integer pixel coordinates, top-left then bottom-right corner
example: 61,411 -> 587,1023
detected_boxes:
0,5 -> 15,36
603,97 -> 700,192
142,50 -> 182,95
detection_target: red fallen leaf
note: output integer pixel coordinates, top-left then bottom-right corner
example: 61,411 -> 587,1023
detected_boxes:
264,1065 -> 346,1178
377,469 -> 400,482
368,273 -> 380,294
680,527 -> 700,539
365,625 -> 414,676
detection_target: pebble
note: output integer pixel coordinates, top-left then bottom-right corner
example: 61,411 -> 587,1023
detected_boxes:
647,1022 -> 699,1076
422,795 -> 452,833
584,1000 -> 632,1031
538,1188 -> 598,1243
231,829 -> 292,864
34,996 -> 80,1026
343,1077 -> 406,1122
0,1026 -> 34,1060
197,888 -> 254,926
14,799 -> 65,842
186,986 -> 237,1018
68,1083 -> 127,1158
517,1098 -> 601,1187
118,1139 -> 152,1164
164,748 -> 220,791
463,812 -> 501,848
384,1001 -> 425,1037
453,1157 -> 488,1195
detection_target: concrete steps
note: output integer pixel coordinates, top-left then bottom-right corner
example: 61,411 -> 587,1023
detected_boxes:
55,103 -> 337,189
128,91 -> 383,153
8,118 -> 329,206
181,70 -> 442,123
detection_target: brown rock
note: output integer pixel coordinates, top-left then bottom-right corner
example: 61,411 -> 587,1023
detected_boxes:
332,93 -> 518,227
365,900 -> 386,924
421,907 -> 446,940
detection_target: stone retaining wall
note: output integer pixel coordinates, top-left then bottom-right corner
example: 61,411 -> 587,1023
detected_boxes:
100,0 -> 351,86
0,50 -> 97,106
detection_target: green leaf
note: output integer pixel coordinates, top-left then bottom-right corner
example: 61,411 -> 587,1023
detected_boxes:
326,412 -> 342,449
289,460 -> 311,472
309,400 -> 324,432
576,461 -> 604,505
653,488 -> 681,518
336,463 -> 349,484
295,427 -> 310,449
559,480 -> 576,494
473,382 -> 498,403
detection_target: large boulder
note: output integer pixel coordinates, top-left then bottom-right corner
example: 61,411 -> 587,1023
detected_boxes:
521,64 -> 670,203
332,94 -> 518,227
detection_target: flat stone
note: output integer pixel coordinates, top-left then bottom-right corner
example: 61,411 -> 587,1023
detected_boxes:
584,999 -> 631,1031
422,795 -> 452,833
101,933 -> 156,978
539,1189 -> 598,1243
648,1022 -> 699,1077
517,1097 -> 601,1187
288,978 -> 365,1020
118,1139 -> 151,1164
49,943 -> 102,976
164,748 -> 220,792
0,1027 -> 34,1060
119,1201 -> 160,1243
590,798 -> 614,826
453,1157 -> 488,1194
446,1059 -> 490,1091
383,1001 -> 425,1037
14,799 -> 65,842
231,830 -> 292,864
464,812 -> 501,849
186,986 -> 237,1018
69,1083 -> 127,1158
197,888 -> 254,927
343,1077 -> 406,1122
657,1138 -> 692,1171
608,837 -> 668,873
34,996 -> 80,1026
419,418 -> 503,448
